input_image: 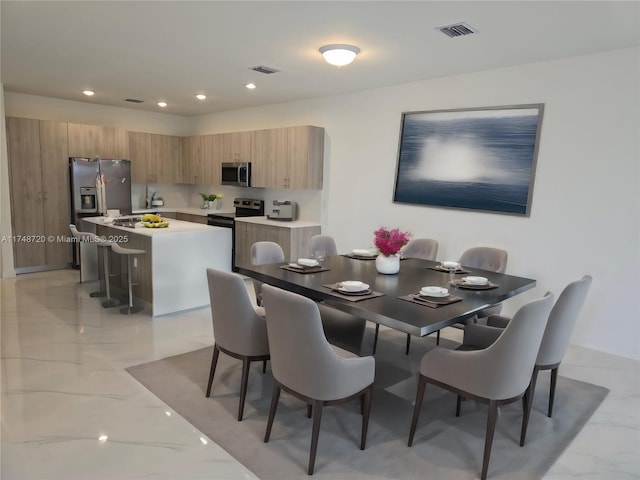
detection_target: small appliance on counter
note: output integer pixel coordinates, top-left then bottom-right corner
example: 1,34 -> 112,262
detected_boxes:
267,200 -> 297,221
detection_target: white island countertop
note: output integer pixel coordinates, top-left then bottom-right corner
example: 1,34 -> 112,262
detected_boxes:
235,216 -> 320,228
82,217 -> 227,236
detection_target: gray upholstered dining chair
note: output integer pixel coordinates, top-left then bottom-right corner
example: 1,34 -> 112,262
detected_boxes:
378,238 -> 440,354
461,275 -> 592,445
408,293 -> 554,480
250,241 -> 285,306
459,246 -> 509,319
205,268 -> 270,421
261,284 -> 375,475
307,234 -> 338,257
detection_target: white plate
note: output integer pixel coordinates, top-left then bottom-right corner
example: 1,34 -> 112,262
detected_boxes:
352,249 -> 375,257
297,258 -> 319,267
339,282 -> 369,292
463,276 -> 488,285
420,286 -> 449,297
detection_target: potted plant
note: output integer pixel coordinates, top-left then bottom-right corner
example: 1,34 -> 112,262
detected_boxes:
200,193 -> 223,209
373,226 -> 411,274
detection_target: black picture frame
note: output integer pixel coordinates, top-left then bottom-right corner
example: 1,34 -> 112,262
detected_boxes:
393,104 -> 544,216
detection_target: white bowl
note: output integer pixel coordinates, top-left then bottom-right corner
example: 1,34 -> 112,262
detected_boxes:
420,286 -> 448,297
464,276 -> 488,285
352,249 -> 375,256
297,258 -> 319,267
341,280 -> 368,292
441,261 -> 461,270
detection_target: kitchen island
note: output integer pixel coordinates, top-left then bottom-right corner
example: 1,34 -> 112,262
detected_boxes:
81,217 -> 231,316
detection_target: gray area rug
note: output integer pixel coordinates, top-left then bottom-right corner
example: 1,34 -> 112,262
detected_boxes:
127,327 -> 608,480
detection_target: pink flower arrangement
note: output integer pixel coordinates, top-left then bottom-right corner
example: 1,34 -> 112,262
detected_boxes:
373,227 -> 411,257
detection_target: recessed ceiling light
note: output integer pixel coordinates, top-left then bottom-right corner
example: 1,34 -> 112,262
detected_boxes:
157,102 -> 168,108
195,94 -> 206,100
82,90 -> 95,96
245,83 -> 256,90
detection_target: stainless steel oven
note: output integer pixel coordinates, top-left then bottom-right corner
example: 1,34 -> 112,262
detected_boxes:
208,198 -> 264,271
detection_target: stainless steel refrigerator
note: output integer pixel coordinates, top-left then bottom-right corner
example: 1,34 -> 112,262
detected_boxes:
69,157 -> 132,267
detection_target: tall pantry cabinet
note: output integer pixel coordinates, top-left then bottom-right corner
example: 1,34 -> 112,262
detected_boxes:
5,117 -> 71,271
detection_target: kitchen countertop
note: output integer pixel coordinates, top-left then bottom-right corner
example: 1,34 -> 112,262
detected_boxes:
235,216 -> 320,228
82,216 -> 227,236
132,207 -> 234,217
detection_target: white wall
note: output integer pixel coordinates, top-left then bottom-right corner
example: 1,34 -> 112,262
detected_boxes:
3,47 -> 638,359
191,47 -> 640,360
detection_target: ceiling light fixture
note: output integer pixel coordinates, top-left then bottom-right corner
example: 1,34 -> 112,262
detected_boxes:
157,101 -> 167,108
319,44 -> 360,67
82,90 -> 95,96
245,83 -> 256,90
195,94 -> 206,100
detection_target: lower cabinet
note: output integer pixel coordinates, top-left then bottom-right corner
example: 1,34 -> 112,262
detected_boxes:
175,213 -> 208,224
234,221 -> 321,269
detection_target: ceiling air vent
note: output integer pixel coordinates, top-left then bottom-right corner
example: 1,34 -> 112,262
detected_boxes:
125,98 -> 144,103
437,22 -> 477,38
250,65 -> 280,75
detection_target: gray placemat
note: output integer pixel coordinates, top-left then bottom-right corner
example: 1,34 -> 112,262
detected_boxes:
342,253 -> 377,260
399,293 -> 463,308
428,266 -> 471,274
450,279 -> 499,290
323,283 -> 385,302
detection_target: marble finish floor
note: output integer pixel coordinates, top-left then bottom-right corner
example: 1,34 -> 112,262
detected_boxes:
1,269 -> 638,479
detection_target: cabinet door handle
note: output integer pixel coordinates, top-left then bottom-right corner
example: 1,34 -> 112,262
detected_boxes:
43,191 -> 48,200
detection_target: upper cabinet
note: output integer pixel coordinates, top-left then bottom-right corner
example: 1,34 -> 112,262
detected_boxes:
252,126 -> 324,189
128,131 -> 182,184
181,135 -> 217,185
68,123 -> 128,159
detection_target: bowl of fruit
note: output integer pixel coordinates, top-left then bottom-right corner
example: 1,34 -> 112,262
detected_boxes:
141,213 -> 169,228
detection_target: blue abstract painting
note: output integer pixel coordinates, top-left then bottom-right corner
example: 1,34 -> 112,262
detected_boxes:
393,104 -> 544,216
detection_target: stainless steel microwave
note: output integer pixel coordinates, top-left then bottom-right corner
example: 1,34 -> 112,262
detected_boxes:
221,162 -> 251,187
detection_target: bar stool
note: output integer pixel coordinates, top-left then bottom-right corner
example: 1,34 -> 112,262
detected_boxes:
96,238 -> 120,308
110,243 -> 146,315
69,224 -> 106,298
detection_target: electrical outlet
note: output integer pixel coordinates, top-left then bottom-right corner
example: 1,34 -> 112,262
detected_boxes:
133,258 -> 138,268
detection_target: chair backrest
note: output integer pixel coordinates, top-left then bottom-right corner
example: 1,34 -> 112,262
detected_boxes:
308,235 -> 338,257
537,275 -> 592,366
206,268 -> 269,357
402,238 -> 438,260
251,241 -> 285,265
474,293 -> 554,399
459,247 -> 508,273
262,284 -> 372,400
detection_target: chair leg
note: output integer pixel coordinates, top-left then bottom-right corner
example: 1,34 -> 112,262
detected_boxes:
405,334 -> 411,355
101,248 -> 120,308
307,404 -> 312,418
237,357 -> 250,421
548,367 -> 558,417
520,366 -> 540,446
436,330 -> 440,345
372,324 -> 380,354
481,400 -> 499,480
205,344 -> 220,397
264,384 -> 281,442
360,387 -> 372,450
263,359 -> 267,374
456,395 -> 462,417
408,375 -> 427,447
308,399 -> 324,475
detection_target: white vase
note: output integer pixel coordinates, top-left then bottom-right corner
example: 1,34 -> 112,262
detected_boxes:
375,254 -> 400,274
209,199 -> 220,210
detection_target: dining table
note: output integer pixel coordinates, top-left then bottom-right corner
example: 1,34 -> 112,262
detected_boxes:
237,255 -> 537,340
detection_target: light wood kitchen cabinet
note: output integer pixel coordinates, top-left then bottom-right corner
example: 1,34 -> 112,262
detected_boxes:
6,117 -> 71,270
68,123 -> 128,159
181,134 -> 218,185
175,213 -> 208,224
251,126 -> 324,189
234,221 -> 321,269
220,131 -> 254,164
128,131 -> 182,184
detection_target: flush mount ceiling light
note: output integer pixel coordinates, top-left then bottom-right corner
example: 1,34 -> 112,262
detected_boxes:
195,94 -> 207,100
157,101 -> 167,108
82,90 -> 95,96
319,44 -> 360,67
245,83 -> 256,90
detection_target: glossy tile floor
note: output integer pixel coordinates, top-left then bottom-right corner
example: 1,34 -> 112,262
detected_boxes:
1,269 -> 639,479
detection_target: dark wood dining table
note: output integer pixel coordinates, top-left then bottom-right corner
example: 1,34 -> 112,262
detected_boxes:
237,255 -> 536,339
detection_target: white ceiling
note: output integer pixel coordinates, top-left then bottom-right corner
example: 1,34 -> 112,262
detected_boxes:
2,1 -> 639,117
